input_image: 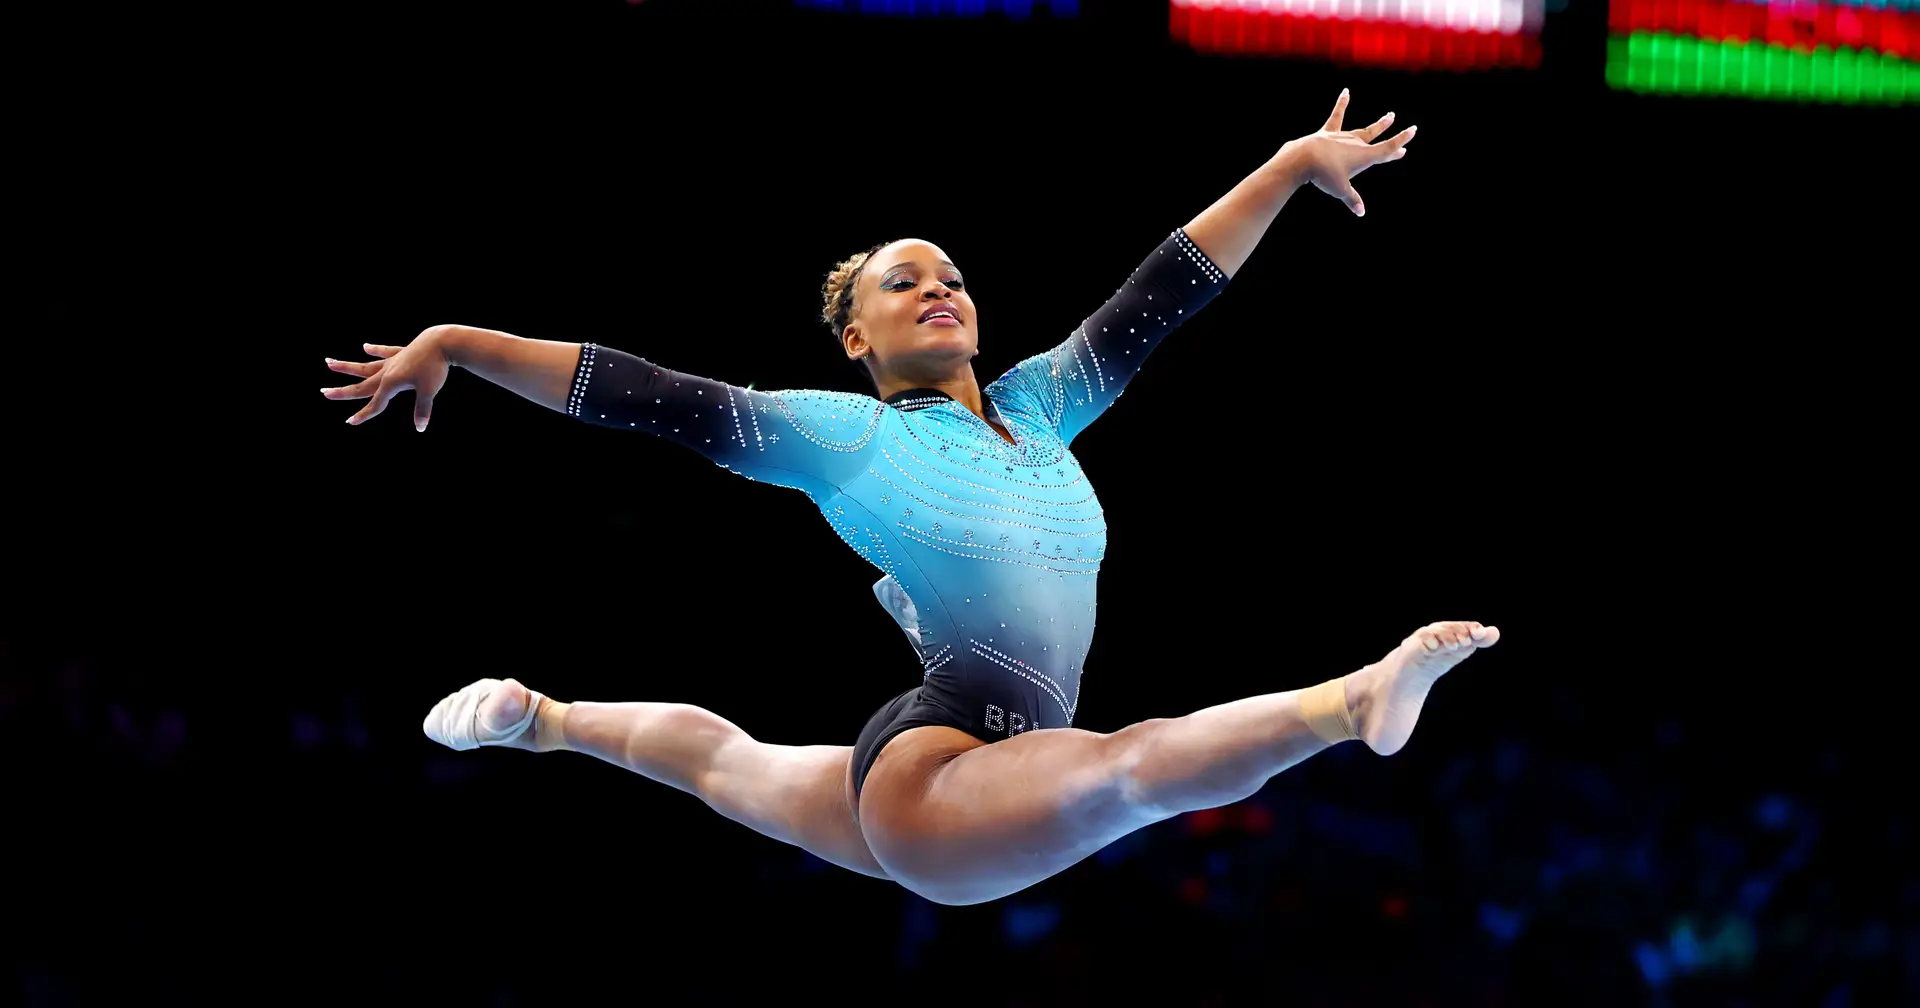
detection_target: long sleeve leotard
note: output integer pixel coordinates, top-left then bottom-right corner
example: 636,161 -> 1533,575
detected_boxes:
567,229 -> 1227,743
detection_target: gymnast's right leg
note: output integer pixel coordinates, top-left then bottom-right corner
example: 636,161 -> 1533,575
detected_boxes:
422,678 -> 890,880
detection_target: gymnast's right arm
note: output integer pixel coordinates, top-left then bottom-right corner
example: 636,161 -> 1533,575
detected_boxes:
327,325 -> 881,498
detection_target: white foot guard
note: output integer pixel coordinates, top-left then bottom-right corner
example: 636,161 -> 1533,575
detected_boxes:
422,678 -> 540,751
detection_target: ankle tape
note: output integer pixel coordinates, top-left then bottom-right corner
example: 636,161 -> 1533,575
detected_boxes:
1299,677 -> 1358,745
533,697 -> 571,753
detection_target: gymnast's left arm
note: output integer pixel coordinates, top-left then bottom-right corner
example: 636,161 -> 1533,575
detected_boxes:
1008,89 -> 1417,443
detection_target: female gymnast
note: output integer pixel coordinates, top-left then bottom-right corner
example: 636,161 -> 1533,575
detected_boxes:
322,91 -> 1497,906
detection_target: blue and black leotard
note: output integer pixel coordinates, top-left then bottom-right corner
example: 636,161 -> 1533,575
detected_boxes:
566,229 -> 1227,790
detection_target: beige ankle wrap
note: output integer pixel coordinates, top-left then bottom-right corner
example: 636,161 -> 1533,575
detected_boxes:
1299,677 -> 1358,745
533,697 -> 573,753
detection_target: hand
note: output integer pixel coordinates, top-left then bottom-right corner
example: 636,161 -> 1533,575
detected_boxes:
1277,89 -> 1417,218
321,327 -> 454,431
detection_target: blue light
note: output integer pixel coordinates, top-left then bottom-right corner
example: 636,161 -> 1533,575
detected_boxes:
1621,841 -> 1654,880
1478,902 -> 1525,945
1756,793 -> 1793,830
1669,920 -> 1704,969
1003,901 -> 1062,945
1494,740 -> 1526,784
1739,877 -> 1774,914
896,897 -> 940,970
1633,941 -> 1672,989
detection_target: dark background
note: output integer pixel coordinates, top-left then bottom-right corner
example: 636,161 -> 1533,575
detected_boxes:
12,0 -> 1913,1005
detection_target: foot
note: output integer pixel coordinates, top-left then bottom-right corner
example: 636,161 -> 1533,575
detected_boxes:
422,677 -> 544,752
1345,621 -> 1499,756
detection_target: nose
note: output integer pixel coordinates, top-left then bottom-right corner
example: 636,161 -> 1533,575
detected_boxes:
921,283 -> 955,300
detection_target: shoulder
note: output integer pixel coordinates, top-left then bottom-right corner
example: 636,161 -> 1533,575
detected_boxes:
986,347 -> 1066,402
986,350 -> 1060,390
764,389 -> 890,451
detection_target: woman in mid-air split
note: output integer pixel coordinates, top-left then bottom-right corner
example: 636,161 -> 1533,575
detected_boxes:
322,90 -> 1497,906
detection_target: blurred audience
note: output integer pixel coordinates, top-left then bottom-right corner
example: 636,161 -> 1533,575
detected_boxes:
9,644 -> 1906,1006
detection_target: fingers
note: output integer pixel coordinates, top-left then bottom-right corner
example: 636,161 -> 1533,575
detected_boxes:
323,357 -> 381,379
346,383 -> 398,425
1352,110 -> 1394,142
1375,124 -> 1417,162
413,389 -> 435,433
1322,87 -> 1349,133
1333,178 -> 1365,217
320,377 -> 378,401
328,348 -> 432,429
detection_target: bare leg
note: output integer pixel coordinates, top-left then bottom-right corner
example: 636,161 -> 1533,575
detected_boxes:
424,678 -> 889,880
860,621 -> 1497,904
1130,620 -> 1502,810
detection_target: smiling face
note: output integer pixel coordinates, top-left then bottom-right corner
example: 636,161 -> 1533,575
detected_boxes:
843,239 -> 978,383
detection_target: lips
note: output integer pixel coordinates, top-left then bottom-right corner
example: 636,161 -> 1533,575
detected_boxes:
917,303 -> 960,324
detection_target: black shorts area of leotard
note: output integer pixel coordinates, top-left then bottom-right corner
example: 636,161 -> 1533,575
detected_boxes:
851,686 -> 983,798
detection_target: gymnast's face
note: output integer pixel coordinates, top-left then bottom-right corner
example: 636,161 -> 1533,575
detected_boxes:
844,239 -> 978,378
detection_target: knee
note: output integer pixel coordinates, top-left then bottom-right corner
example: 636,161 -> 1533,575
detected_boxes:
657,702 -> 747,745
1107,718 -> 1172,770
1106,717 -> 1182,813
650,704 -> 753,790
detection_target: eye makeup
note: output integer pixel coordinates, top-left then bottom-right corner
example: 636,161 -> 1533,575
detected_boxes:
882,268 -> 965,292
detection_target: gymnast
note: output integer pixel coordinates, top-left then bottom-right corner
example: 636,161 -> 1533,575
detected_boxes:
322,91 -> 1496,906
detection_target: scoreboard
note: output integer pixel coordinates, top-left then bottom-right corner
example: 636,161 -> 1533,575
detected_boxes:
1170,0 -> 1547,69
1606,0 -> 1916,101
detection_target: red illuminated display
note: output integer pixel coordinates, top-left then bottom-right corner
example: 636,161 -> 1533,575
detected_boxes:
1171,4 -> 1543,70
1610,0 -> 1915,59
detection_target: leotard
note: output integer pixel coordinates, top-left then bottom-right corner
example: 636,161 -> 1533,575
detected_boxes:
566,229 -> 1227,787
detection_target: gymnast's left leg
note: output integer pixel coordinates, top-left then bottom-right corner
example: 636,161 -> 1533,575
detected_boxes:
858,621 -> 1498,906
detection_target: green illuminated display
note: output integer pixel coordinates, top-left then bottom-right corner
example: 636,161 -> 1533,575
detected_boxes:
1607,33 -> 1917,103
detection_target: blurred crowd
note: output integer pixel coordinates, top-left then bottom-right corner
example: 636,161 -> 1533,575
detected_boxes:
9,646 -> 1910,1006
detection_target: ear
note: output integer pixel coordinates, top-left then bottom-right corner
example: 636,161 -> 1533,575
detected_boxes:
844,326 -> 870,360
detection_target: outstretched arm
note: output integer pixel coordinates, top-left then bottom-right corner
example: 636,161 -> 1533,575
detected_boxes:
438,325 -> 580,412
325,326 -> 880,498
990,90 -> 1418,444
1182,88 -> 1417,277
326,325 -> 577,427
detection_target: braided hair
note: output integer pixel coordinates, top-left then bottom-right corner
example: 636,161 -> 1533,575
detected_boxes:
821,240 -> 897,358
